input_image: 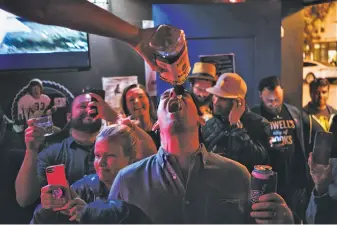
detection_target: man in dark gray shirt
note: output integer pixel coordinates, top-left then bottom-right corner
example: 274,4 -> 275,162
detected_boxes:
15,92 -> 118,208
82,88 -> 294,224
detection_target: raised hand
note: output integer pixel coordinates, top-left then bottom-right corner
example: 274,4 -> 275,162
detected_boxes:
229,98 -> 245,125
88,93 -> 117,123
25,119 -> 45,152
308,152 -> 332,195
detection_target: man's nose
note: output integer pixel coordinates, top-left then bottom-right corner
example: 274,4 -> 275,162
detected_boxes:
213,95 -> 219,104
99,156 -> 107,166
170,89 -> 178,98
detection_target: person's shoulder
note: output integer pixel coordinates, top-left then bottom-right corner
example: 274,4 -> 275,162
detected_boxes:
118,154 -> 157,179
207,152 -> 250,180
38,136 -> 71,157
302,104 -> 311,114
18,94 -> 30,103
328,105 -> 337,114
244,110 -> 269,125
250,105 -> 261,115
41,94 -> 51,101
71,174 -> 98,189
284,103 -> 301,116
284,103 -> 299,111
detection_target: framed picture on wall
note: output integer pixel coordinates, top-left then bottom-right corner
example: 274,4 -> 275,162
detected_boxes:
199,53 -> 236,77
102,76 -> 138,113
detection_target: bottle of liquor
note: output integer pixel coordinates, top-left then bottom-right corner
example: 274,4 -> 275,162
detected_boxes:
149,24 -> 191,86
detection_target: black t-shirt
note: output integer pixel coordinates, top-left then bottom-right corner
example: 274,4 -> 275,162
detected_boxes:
261,106 -> 303,195
266,107 -> 296,152
147,130 -> 160,150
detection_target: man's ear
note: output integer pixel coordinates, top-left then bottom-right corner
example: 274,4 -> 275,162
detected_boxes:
152,120 -> 160,131
66,113 -> 71,122
198,116 -> 206,126
259,91 -> 262,99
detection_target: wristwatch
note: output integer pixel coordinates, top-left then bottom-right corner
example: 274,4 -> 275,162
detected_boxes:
230,121 -> 243,129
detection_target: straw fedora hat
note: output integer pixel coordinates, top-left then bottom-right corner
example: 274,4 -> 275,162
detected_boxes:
187,62 -> 217,82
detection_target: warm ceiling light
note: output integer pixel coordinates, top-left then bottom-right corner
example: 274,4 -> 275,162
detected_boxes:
212,0 -> 245,3
228,0 -> 245,3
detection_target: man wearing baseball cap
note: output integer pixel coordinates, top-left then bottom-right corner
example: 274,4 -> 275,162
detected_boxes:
187,62 -> 217,119
201,73 -> 270,170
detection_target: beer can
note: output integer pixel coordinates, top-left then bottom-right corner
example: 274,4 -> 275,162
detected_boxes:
250,165 -> 277,204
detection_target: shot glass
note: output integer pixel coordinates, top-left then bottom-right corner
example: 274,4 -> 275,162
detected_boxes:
34,115 -> 54,136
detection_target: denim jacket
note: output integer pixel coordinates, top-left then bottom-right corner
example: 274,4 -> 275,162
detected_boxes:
107,145 -> 252,224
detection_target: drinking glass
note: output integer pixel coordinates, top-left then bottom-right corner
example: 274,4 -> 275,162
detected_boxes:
34,115 -> 54,136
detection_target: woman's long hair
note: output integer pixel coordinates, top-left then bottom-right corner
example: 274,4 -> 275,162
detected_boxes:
120,84 -> 157,122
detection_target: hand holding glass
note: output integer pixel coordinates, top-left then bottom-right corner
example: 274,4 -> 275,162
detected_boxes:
34,115 -> 54,136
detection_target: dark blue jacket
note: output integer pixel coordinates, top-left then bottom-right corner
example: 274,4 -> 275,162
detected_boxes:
109,145 -> 252,224
31,174 -> 151,224
306,158 -> 337,224
30,174 -> 108,224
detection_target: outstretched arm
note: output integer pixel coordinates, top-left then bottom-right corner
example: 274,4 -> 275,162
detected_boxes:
1,0 -> 162,71
2,0 -> 141,46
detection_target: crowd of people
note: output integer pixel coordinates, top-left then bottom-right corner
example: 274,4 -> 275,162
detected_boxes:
0,64 -> 336,223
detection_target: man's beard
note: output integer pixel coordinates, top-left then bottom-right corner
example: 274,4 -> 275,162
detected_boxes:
192,93 -> 213,107
213,105 -> 230,119
70,114 -> 102,133
262,102 -> 282,116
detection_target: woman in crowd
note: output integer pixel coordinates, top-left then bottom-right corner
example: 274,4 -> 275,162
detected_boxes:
31,123 -> 153,224
120,84 -> 160,149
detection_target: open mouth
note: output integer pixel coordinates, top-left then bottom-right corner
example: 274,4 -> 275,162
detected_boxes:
100,168 -> 110,172
168,99 -> 182,113
83,116 -> 94,121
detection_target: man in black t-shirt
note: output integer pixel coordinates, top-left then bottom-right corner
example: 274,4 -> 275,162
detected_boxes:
252,76 -> 310,223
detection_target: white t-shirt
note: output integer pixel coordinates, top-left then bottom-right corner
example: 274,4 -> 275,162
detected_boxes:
18,94 -> 51,121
